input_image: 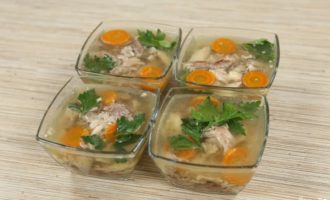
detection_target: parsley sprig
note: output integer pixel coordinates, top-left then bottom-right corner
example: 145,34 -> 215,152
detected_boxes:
83,53 -> 116,73
242,39 -> 275,62
68,89 -> 100,114
137,29 -> 176,50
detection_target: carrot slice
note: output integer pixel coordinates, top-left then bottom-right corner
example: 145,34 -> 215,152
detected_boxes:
61,126 -> 90,147
103,123 -> 118,142
191,96 -> 220,107
139,66 -> 163,78
223,147 -> 249,165
186,70 -> 216,85
211,38 -> 236,54
242,71 -> 268,88
99,91 -> 117,106
174,149 -> 198,161
101,29 -> 131,46
222,172 -> 254,186
139,66 -> 168,91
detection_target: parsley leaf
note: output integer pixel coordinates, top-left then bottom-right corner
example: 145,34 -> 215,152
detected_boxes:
191,97 -> 220,122
68,89 -> 100,114
116,113 -> 145,136
181,118 -> 207,144
169,135 -> 200,150
81,135 -> 105,150
114,113 -> 145,149
242,39 -> 275,62
211,102 -> 242,126
83,53 -> 116,73
228,119 -> 245,135
137,29 -> 176,50
238,101 -> 261,119
115,134 -> 141,145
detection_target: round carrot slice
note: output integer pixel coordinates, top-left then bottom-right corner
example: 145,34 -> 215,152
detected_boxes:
242,71 -> 268,88
61,126 -> 90,147
191,96 -> 220,107
103,123 -> 118,142
186,70 -> 216,85
101,29 -> 131,46
222,172 -> 254,186
99,91 -> 117,106
139,66 -> 163,78
223,147 -> 249,165
139,66 -> 167,91
174,149 -> 198,161
211,38 -> 236,54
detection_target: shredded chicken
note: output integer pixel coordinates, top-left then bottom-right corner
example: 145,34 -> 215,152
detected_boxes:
130,39 -> 144,57
183,61 -> 210,71
83,103 -> 132,135
110,57 -> 145,76
201,125 -> 244,155
117,39 -> 144,59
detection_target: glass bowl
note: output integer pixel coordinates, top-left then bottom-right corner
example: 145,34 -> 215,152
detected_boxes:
175,27 -> 280,95
36,76 -> 159,179
149,87 -> 269,194
75,20 -> 182,92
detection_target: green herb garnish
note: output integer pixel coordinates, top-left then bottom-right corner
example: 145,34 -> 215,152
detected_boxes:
169,135 -> 200,150
68,89 -> 100,114
114,113 -> 145,148
169,97 -> 261,150
117,113 -> 145,135
181,118 -> 208,145
137,29 -> 176,50
191,98 -> 221,122
81,135 -> 105,150
83,53 -> 116,73
242,39 -> 274,62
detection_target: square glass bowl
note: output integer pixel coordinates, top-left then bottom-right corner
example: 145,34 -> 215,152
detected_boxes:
75,20 -> 182,92
149,87 -> 269,194
175,27 -> 280,94
36,76 -> 159,179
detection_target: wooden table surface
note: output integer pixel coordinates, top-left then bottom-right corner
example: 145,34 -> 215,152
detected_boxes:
1,0 -> 330,199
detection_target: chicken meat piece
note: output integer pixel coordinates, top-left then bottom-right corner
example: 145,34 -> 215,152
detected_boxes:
130,39 -> 144,57
210,68 -> 243,85
210,69 -> 231,84
110,57 -> 145,76
202,125 -> 245,155
83,103 -> 132,135
110,66 -> 138,76
117,39 -> 144,60
183,61 -> 210,71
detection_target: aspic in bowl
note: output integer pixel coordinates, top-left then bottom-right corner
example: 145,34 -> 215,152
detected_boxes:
76,20 -> 181,92
149,87 -> 268,194
36,76 -> 159,179
176,27 -> 280,94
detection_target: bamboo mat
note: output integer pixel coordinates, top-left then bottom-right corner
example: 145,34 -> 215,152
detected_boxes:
0,0 -> 330,199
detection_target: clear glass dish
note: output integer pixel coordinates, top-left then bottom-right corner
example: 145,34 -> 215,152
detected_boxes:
75,20 -> 182,92
175,27 -> 280,95
149,87 -> 269,194
36,76 -> 159,179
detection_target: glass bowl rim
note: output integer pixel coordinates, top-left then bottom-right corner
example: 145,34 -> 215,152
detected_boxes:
35,76 -> 160,158
148,86 -> 269,169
